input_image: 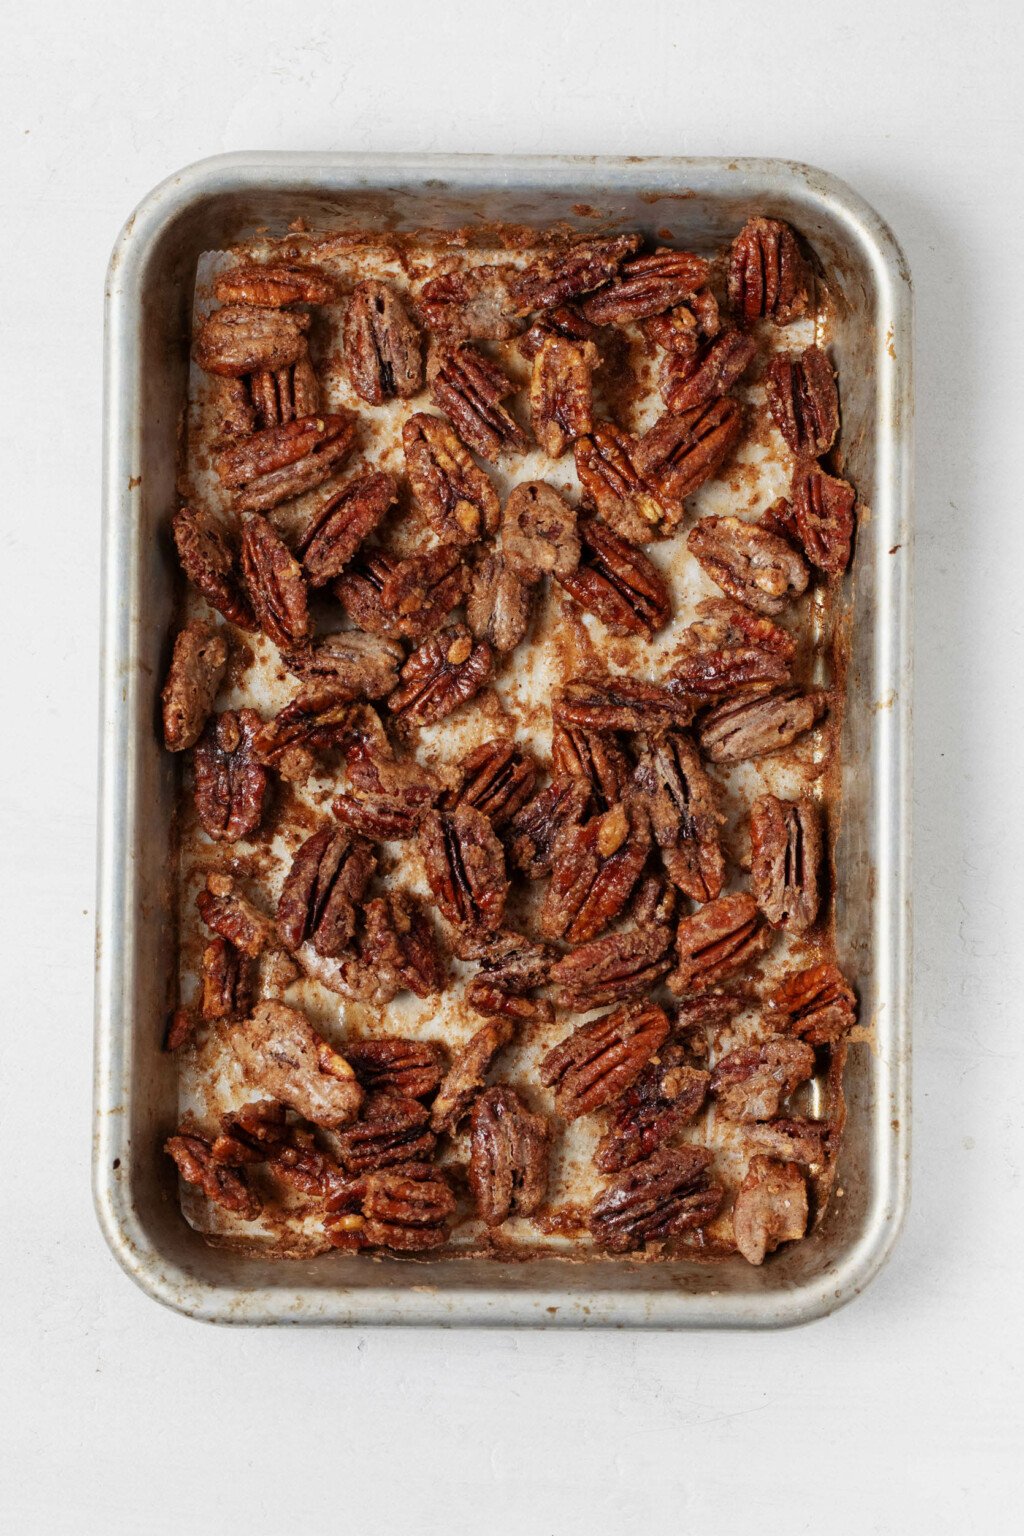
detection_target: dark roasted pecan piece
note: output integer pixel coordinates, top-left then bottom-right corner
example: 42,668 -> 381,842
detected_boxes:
466,550 -> 534,654
211,1100 -> 290,1164
332,738 -> 439,839
165,1133 -> 261,1219
465,983 -> 554,1025
455,927 -> 552,992
540,1001 -> 670,1121
165,1007 -> 198,1052
379,545 -> 469,641
172,505 -> 255,630
324,1163 -> 456,1251
788,466 -> 856,574
595,1044 -> 710,1173
550,921 -> 674,1012
161,620 -> 228,751
553,675 -> 696,733
245,350 -> 320,430
687,515 -> 809,616
540,799 -> 650,944
343,279 -> 423,403
419,804 -> 508,931
765,962 -> 856,1046
193,709 -> 269,842
194,305 -> 311,376
469,1086 -> 550,1225
670,893 -> 769,995
196,871 -> 276,956
750,795 -> 823,933
581,248 -> 711,325
507,775 -> 591,880
200,937 -> 255,1022
641,287 -> 721,354
529,335 -> 598,458
253,686 -> 374,782
574,423 -> 677,543
217,414 -> 358,514
507,234 -> 641,315
214,261 -> 338,308
660,329 -> 756,413
766,345 -> 839,457
417,265 -> 520,340
502,480 -> 581,581
551,724 -> 630,812
427,344 -> 530,461
286,630 -> 404,700
231,1000 -> 363,1129
635,399 -> 744,504
557,518 -> 671,638
335,1092 -> 436,1174
240,514 -> 310,648
345,1037 -> 447,1101
517,302 -> 602,361
334,549 -> 402,637
276,824 -> 376,958
699,685 -> 829,764
589,1144 -> 722,1252
403,412 -> 500,546
711,1037 -> 815,1123
733,1156 -> 808,1265
443,738 -> 538,827
389,624 -> 494,725
672,990 -> 745,1054
296,471 -> 397,586
729,217 -> 812,327
670,598 -> 795,700
359,891 -> 447,998
632,730 -> 725,902
430,1018 -> 516,1134
744,1116 -> 831,1167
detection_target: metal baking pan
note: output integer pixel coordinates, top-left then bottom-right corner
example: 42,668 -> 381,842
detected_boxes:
94,152 -> 913,1327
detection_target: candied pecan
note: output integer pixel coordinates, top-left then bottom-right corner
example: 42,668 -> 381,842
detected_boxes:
590,1144 -> 722,1252
403,412 -> 500,546
502,480 -> 580,581
687,514 -> 809,616
733,1156 -> 808,1265
629,872 -> 679,929
466,550 -> 534,654
388,624 -> 494,725
711,1037 -> 815,1123
574,423 -> 676,543
246,351 -> 320,430
324,1163 -> 455,1251
745,1116 -> 831,1167
660,329 -> 756,413
529,335 -> 597,458
699,685 -> 829,763
200,937 -> 254,1022
359,891 -> 447,998
211,1100 -> 290,1164
557,518 -> 671,638
253,686 -> 373,782
345,1037 -> 447,1101
217,414 -> 357,514
196,871 -> 276,956
670,598 -> 795,700
540,799 -> 650,944
788,466 -> 856,574
443,738 -> 538,827
635,399 -> 743,503
765,962 -> 856,1046
517,303 -> 602,361
419,805 -> 508,931
641,287 -> 721,355
239,514 -> 309,649
507,234 -> 641,315
231,1001 -> 363,1129
550,922 -> 674,1012
455,927 -> 552,993
342,279 -> 422,403
172,506 -> 255,629
750,794 -> 823,933
193,710 -> 269,842
277,824 -> 376,958
670,893 -> 769,995
465,983 -> 554,1025
470,1086 -> 550,1225
729,217 -> 811,327
581,248 -> 711,325
165,1133 -> 261,1219
335,1092 -> 436,1174
379,545 -> 469,641
553,675 -> 695,733
766,346 -> 839,457
161,620 -> 228,752
417,265 -> 520,340
632,730 -> 724,902
551,724 -> 630,812
194,304 -> 311,376
427,344 -> 530,461
595,1045 -> 710,1173
296,471 -> 397,586
165,1007 -> 198,1052
540,1001 -> 669,1121
430,1018 -> 516,1134
286,630 -> 404,700
210,375 -> 259,439
214,261 -> 338,308
507,775 -> 591,880
672,991 -> 745,1054
333,739 -> 439,839
334,549 -> 403,637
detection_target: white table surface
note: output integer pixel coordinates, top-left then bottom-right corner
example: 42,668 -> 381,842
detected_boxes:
4,1 -> 1022,1529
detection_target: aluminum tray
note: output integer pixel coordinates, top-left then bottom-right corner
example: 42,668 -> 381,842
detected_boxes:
94,153 -> 913,1327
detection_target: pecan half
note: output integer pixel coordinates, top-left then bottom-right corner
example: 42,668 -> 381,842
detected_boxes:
214,1104 -> 343,1199
430,1018 -> 516,1134
213,261 -> 338,308
502,480 -> 581,581
469,1086 -> 550,1225
286,630 -> 404,700
419,805 -> 508,931
698,686 -> 829,764
582,248 -> 711,325
670,598 -> 795,700
403,412 -> 500,546
729,217 -> 812,327
379,545 -> 469,641
589,1145 -> 722,1253
296,471 -> 398,586
551,724 -> 630,812
253,687 -> 375,782
540,799 -> 650,944
240,514 -> 310,648
788,466 -> 856,574
660,329 -> 756,413
574,424 -> 676,543
507,775 -> 591,880
343,280 -> 423,403
711,1037 -> 815,1123
516,303 -> 602,361
540,1001 -> 670,1121
324,1163 -> 456,1252
427,344 -> 529,461
687,515 -> 809,616
388,624 -> 494,725
358,891 -> 447,998
345,1037 -> 447,1101
765,962 -> 856,1046
553,675 -> 695,733
465,984 -> 554,1026
550,918 -> 675,1012
635,399 -> 743,504
733,1156 -> 808,1265
632,730 -> 725,902
766,346 -> 839,457
529,335 -> 597,457
172,506 -> 255,630
466,550 -> 534,653
217,413 -> 357,513
641,287 -> 721,354
745,1116 -> 831,1167
200,937 -> 255,1022
231,1001 -> 363,1129
161,621 -> 228,752
194,305 -> 311,376
443,739 -> 538,827
595,1045 -> 710,1173
193,710 -> 269,842
750,795 -> 823,933
334,550 -> 402,637
417,265 -> 520,340
557,518 -> 670,638
165,1133 -> 261,1219
276,824 -> 376,958
670,893 -> 769,995
332,739 -> 439,839
335,1092 -> 436,1174
244,351 -> 320,430
507,234 -> 641,315
455,927 -> 552,994
196,871 -> 276,956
